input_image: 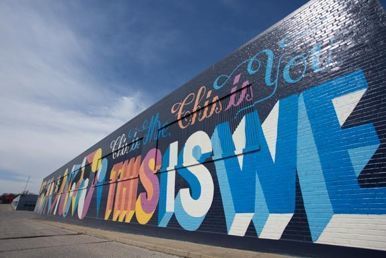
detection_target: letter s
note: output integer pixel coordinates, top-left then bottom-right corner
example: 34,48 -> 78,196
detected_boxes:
175,131 -> 214,231
135,148 -> 161,224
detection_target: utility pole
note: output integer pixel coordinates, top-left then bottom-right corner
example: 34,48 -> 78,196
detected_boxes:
22,176 -> 30,194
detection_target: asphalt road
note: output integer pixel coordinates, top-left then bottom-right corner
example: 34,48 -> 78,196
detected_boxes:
0,204 -> 178,258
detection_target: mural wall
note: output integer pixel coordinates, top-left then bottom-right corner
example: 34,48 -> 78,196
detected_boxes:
35,0 -> 386,253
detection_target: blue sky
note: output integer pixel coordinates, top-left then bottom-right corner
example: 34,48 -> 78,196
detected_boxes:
0,0 -> 385,194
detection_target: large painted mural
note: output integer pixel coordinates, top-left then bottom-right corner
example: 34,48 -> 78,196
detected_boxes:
35,0 -> 386,254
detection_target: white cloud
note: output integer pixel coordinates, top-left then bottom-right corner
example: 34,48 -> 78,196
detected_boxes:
108,94 -> 147,122
0,1 -> 148,194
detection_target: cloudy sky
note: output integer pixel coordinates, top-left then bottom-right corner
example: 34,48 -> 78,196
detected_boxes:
1,0 -> 385,194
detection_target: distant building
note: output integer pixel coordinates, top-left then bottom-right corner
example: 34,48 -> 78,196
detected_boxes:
11,194 -> 38,211
0,193 -> 16,204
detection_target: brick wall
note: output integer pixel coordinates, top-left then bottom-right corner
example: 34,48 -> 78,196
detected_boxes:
35,0 -> 386,255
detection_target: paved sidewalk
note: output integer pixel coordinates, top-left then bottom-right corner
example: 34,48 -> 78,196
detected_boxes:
0,204 -> 286,258
42,220 -> 286,258
0,205 -> 177,258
